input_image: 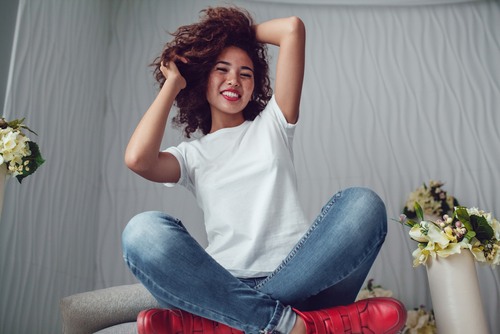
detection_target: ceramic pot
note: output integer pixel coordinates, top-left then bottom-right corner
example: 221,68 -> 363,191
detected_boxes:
426,251 -> 489,334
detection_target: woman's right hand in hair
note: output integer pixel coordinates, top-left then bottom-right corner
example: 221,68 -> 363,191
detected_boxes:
160,56 -> 188,90
124,56 -> 189,183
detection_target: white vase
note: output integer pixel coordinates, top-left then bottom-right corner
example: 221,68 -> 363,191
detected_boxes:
0,163 -> 7,220
426,251 -> 490,334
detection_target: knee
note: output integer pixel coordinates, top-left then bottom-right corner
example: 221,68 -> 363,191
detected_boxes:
354,187 -> 385,215
344,187 -> 387,233
122,211 -> 176,257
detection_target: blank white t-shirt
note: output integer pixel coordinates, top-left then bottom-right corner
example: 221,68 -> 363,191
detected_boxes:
165,95 -> 309,278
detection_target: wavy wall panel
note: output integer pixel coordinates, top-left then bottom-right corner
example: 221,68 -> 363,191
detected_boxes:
2,0 -> 499,333
100,1 -> 500,333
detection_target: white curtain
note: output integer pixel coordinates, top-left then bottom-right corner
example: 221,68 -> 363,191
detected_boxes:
1,0 -> 499,333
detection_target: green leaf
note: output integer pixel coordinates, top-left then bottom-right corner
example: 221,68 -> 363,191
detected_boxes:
455,207 -> 472,231
3,118 -> 38,136
415,202 -> 424,221
455,206 -> 468,215
16,141 -> 45,184
463,231 -> 476,243
6,118 -> 25,129
470,215 -> 494,241
407,219 -> 419,228
19,124 -> 38,136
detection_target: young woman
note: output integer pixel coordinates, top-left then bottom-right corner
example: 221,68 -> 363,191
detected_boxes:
123,6 -> 406,334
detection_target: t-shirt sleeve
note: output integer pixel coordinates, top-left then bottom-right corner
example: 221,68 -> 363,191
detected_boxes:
266,95 -> 297,138
163,145 -> 188,188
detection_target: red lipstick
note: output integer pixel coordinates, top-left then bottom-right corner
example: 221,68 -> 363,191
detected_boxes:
220,89 -> 241,101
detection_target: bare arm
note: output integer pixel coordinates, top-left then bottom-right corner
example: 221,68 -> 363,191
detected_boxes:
254,16 -> 306,124
124,59 -> 186,183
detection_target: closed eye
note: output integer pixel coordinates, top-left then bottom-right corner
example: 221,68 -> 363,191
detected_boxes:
216,67 -> 228,72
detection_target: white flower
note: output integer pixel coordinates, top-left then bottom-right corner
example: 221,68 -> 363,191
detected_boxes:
466,207 -> 481,217
0,127 -> 31,175
409,226 -> 430,243
491,219 -> 500,241
403,308 -> 437,334
487,242 -> 500,268
0,130 -> 18,150
459,238 -> 485,263
372,287 -> 393,298
355,289 -> 372,301
410,224 -> 462,266
412,242 -> 436,267
436,242 -> 461,258
427,224 -> 451,249
355,285 -> 392,301
404,181 -> 455,217
404,310 -> 430,334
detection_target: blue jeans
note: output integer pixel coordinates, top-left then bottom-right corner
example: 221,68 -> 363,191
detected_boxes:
122,187 -> 387,334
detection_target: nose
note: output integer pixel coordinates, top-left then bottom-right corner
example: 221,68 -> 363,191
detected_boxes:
227,71 -> 240,87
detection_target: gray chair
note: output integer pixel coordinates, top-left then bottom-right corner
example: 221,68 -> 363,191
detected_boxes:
59,283 -> 161,334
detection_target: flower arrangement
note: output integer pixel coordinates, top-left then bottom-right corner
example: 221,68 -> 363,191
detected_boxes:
355,278 -> 393,301
396,202 -> 500,268
403,180 -> 459,218
356,280 -> 437,334
403,306 -> 436,334
0,118 -> 44,183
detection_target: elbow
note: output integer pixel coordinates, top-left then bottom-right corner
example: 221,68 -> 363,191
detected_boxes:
124,152 -> 138,171
124,150 -> 148,173
281,17 -> 305,48
287,16 -> 305,39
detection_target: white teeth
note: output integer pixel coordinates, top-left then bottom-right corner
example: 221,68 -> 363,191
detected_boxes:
222,91 -> 239,98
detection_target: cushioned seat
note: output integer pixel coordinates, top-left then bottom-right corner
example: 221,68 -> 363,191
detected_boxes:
59,283 -> 160,334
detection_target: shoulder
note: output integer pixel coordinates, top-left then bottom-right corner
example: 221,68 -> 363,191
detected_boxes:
262,95 -> 298,131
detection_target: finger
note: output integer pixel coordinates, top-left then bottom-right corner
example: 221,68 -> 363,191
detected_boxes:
160,62 -> 170,77
172,55 -> 188,64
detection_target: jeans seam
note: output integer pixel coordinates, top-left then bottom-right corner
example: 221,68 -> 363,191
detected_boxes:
262,302 -> 284,334
255,190 -> 343,290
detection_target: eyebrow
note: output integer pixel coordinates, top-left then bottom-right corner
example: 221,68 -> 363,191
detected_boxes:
216,61 -> 254,73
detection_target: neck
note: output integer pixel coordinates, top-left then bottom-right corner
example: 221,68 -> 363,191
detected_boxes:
209,111 -> 245,133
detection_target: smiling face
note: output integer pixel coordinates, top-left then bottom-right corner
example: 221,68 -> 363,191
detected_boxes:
206,46 -> 255,130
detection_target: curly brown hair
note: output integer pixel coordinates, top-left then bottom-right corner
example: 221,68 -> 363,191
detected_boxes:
151,6 -> 273,138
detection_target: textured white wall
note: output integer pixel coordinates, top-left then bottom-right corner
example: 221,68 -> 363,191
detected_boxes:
1,0 -> 499,333
99,2 -> 500,333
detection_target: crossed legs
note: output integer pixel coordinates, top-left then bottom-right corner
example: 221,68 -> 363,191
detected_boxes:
122,187 -> 388,334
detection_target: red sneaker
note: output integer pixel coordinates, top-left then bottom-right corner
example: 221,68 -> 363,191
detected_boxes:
294,297 -> 407,334
137,309 -> 245,334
